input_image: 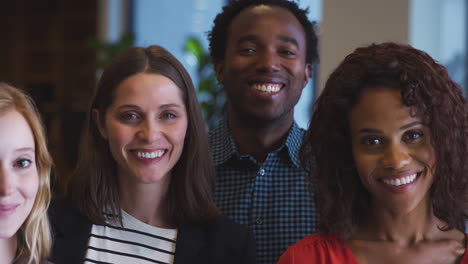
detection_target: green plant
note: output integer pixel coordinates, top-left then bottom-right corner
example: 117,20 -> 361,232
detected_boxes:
184,37 -> 225,129
89,33 -> 135,70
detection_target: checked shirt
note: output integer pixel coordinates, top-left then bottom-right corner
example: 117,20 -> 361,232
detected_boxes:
209,118 -> 318,264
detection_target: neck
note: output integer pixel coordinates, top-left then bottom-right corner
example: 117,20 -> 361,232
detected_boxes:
358,195 -> 443,246
0,235 -> 17,264
228,111 -> 294,162
118,173 -> 172,228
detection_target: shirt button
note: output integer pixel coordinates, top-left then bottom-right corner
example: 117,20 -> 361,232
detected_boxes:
259,168 -> 265,176
255,216 -> 263,225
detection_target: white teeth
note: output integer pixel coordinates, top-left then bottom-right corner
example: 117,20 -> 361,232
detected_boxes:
136,150 -> 165,159
395,178 -> 401,185
382,173 -> 417,186
253,83 -> 281,93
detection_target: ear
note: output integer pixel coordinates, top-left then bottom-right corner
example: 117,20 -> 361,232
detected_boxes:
92,109 -> 108,140
303,63 -> 313,86
214,61 -> 225,84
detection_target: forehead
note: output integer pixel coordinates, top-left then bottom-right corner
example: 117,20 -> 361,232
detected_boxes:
228,5 -> 306,43
112,73 -> 184,105
0,109 -> 35,149
350,88 -> 419,129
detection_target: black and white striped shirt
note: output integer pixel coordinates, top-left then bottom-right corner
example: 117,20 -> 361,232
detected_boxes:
84,210 -> 177,264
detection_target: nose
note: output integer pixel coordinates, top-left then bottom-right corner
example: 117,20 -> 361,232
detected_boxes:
136,119 -> 161,143
256,49 -> 280,73
381,143 -> 411,170
0,167 -> 15,197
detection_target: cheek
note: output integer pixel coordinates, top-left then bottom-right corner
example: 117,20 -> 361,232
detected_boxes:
22,169 -> 40,201
421,145 -> 436,166
288,60 -> 306,75
106,123 -> 130,148
227,57 -> 249,74
355,159 -> 372,183
414,144 -> 437,175
176,126 -> 188,146
352,149 -> 377,184
170,121 -> 188,151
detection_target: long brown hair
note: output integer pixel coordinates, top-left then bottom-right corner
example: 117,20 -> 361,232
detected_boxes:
70,45 -> 219,226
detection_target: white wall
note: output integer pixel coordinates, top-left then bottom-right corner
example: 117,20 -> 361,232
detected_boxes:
318,0 -> 409,93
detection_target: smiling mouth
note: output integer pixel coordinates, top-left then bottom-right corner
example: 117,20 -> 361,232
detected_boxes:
251,83 -> 283,93
0,204 -> 19,216
380,173 -> 420,187
135,150 -> 166,159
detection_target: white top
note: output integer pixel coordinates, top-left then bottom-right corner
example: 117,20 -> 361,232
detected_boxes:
84,210 -> 178,264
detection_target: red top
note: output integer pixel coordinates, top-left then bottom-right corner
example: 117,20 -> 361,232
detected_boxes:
277,233 -> 468,264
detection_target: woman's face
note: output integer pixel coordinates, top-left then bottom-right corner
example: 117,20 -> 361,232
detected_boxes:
0,109 -> 39,239
349,88 -> 436,213
95,73 -> 188,185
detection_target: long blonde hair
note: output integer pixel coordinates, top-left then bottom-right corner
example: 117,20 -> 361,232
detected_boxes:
0,82 -> 52,264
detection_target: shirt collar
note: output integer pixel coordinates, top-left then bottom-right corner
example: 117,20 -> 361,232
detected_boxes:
209,118 -> 239,166
210,118 -> 304,168
283,121 -> 304,168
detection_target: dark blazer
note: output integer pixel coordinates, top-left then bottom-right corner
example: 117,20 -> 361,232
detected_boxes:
48,198 -> 256,264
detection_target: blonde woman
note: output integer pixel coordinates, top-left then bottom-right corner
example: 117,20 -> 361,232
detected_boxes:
0,83 -> 52,264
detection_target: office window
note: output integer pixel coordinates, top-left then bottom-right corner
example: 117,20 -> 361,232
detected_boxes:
410,0 -> 466,95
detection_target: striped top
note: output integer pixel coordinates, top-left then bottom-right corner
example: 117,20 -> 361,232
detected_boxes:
84,210 -> 178,264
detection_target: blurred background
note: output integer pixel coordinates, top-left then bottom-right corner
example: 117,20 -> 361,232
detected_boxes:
0,0 -> 466,193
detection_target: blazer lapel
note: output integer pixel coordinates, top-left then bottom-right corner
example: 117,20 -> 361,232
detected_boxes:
173,223 -> 206,264
49,198 -> 92,264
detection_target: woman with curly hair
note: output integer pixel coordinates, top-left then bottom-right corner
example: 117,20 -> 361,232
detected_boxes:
0,83 -> 52,264
278,42 -> 468,263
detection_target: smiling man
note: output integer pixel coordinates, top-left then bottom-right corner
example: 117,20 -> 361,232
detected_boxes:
207,1 -> 319,263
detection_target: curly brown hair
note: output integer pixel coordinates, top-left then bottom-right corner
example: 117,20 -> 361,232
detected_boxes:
301,42 -> 468,238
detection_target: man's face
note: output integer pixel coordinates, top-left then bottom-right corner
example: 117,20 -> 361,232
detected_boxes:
215,5 -> 311,123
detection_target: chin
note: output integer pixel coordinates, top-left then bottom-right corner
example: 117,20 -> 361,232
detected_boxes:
136,174 -> 169,184
0,226 -> 20,239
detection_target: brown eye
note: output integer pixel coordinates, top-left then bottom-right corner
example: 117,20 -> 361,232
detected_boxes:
280,49 -> 296,56
239,48 -> 256,55
15,159 -> 32,169
362,136 -> 382,146
403,130 -> 424,142
119,112 -> 140,121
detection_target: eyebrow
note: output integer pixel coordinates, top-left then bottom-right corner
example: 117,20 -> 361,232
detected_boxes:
237,34 -> 299,48
357,121 -> 425,134
160,103 -> 183,109
238,35 -> 257,44
278,35 -> 299,48
399,121 -> 423,130
14,147 -> 35,153
117,104 -> 183,110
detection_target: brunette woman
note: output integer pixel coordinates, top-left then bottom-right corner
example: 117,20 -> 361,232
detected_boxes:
278,42 -> 468,263
49,46 -> 255,264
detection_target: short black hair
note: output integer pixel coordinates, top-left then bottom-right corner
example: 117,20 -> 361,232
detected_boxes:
208,0 -> 318,65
